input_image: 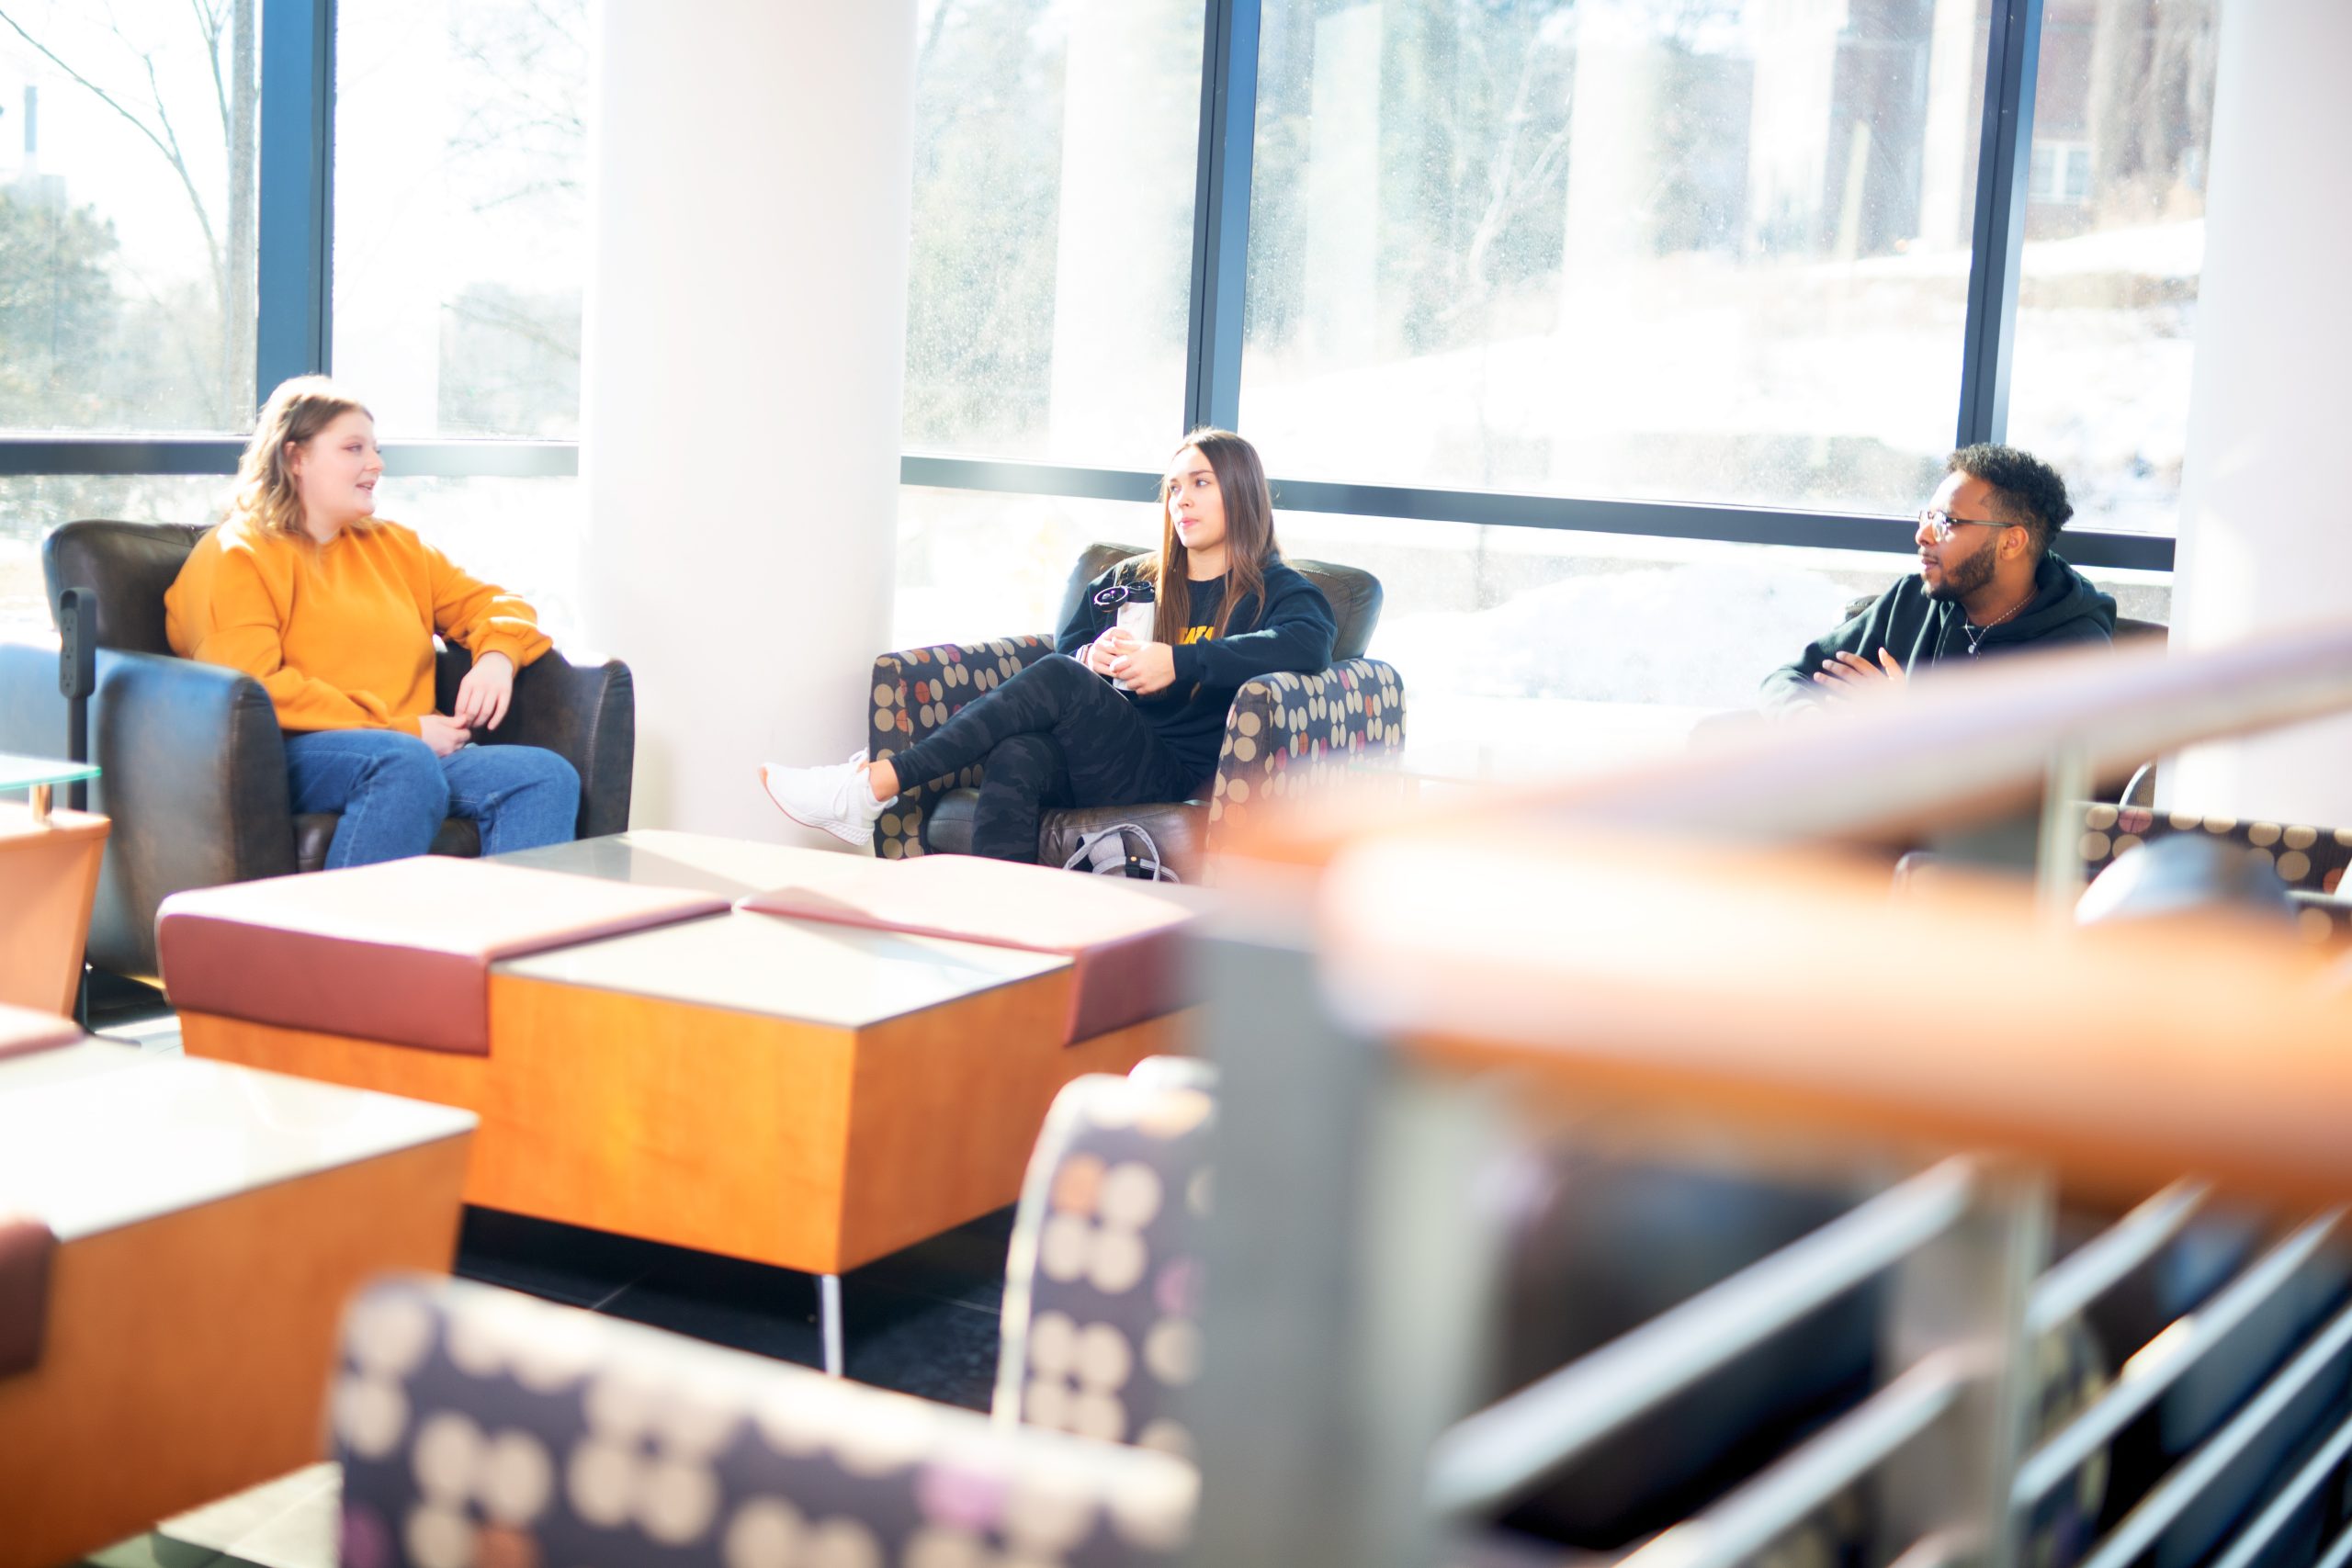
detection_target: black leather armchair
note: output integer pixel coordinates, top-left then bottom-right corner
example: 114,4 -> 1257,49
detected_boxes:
0,520 -> 633,981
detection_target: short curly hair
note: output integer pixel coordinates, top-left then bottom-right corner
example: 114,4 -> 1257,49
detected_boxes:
1948,444 -> 2074,559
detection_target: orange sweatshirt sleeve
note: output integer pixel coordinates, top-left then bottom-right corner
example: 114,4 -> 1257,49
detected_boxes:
422,540 -> 553,670
175,542 -> 421,735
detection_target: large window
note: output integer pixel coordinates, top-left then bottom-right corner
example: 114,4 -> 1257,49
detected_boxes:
894,480 -> 2171,777
390,476 -> 585,645
903,0 -> 1205,467
0,0 -> 585,643
2006,0 -> 2220,536
0,2 -> 259,431
334,0 -> 588,437
1240,0 -> 1983,513
0,475 -> 224,631
896,485 -> 1152,651
896,0 -> 2222,773
901,1 -> 2223,568
1271,506 -> 2169,775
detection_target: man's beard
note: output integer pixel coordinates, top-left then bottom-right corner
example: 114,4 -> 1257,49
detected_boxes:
1927,540 -> 1999,603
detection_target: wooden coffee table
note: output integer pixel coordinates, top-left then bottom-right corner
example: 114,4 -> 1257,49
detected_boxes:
0,1037 -> 474,1568
168,835 -> 1196,1375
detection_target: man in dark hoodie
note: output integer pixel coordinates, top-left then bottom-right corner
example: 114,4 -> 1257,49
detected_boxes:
1761,444 -> 2114,714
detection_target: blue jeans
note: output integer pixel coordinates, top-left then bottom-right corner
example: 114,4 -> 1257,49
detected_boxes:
283,729 -> 582,869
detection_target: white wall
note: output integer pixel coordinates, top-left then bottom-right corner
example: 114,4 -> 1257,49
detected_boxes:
2165,0 -> 2352,825
581,0 -> 917,842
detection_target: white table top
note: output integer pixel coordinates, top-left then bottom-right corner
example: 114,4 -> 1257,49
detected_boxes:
0,1042 -> 477,1241
495,908 -> 1068,1027
492,829 -> 874,901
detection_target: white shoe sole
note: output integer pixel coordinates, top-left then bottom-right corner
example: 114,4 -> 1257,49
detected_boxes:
760,764 -> 875,846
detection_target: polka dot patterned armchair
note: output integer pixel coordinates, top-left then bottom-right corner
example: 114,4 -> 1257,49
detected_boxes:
868,544 -> 1404,882
2078,805 -> 2352,945
995,1068 -> 1217,1463
994,1066 -> 2109,1565
332,1275 -> 1198,1568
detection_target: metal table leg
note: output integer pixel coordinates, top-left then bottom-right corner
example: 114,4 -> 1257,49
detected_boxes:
820,1272 -> 844,1378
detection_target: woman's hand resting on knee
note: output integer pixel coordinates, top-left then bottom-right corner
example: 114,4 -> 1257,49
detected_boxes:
418,714 -> 472,757
452,649 -> 516,730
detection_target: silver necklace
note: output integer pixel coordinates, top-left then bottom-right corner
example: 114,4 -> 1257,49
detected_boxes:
1963,592 -> 2030,656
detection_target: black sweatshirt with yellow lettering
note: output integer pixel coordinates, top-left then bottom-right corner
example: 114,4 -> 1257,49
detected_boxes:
1057,557 -> 1339,784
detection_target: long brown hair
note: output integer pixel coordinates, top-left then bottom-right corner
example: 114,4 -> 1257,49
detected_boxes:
1149,428 -> 1278,646
227,376 -> 375,538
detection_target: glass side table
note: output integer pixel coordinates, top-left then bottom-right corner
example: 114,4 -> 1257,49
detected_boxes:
0,753 -> 101,825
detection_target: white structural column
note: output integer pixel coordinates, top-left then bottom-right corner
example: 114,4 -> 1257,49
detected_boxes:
2164,0 -> 2352,826
581,1 -> 917,840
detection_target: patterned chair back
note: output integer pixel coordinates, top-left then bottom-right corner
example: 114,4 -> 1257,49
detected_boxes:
334,1275 -> 1197,1568
2080,806 -> 2352,946
995,1072 -> 1217,1463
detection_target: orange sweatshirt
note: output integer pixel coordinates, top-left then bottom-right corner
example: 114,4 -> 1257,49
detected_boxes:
164,516 -> 553,735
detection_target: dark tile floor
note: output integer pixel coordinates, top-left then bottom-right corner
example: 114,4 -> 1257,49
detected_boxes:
454,1204 -> 1018,1410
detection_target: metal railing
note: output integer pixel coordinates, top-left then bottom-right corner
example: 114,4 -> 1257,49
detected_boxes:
1188,615 -> 2352,1568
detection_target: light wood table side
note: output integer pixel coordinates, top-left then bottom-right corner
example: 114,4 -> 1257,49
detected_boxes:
175,987 -> 1188,1275
0,804 -> 107,1015
0,1046 -> 474,1568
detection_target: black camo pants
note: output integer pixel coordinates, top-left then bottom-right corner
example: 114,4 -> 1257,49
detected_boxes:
889,654 -> 1201,863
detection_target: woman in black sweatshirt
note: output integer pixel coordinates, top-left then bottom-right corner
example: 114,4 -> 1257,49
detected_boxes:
759,428 -> 1338,862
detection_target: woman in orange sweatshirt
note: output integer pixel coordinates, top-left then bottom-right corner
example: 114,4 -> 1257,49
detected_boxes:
164,377 -> 580,867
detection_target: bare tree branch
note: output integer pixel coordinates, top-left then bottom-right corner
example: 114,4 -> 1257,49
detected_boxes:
1440,26 -> 1575,325
0,10 -> 224,297
138,44 -> 226,300
194,0 -> 231,151
918,0 -> 958,75
0,9 -> 175,159
447,292 -> 579,362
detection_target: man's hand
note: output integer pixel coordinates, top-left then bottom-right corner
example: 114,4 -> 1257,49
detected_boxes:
1110,639 -> 1178,695
452,650 -> 515,730
417,713 -> 472,757
1810,649 -> 1906,700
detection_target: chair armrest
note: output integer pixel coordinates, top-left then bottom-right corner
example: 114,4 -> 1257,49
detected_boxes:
1205,659 -> 1407,851
335,1276 -> 1198,1562
996,1073 -> 1216,1454
867,635 -> 1057,857
439,645 -> 636,839
0,644 -> 293,981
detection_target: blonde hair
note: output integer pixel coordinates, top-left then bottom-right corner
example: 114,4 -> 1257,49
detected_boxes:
228,376 -> 375,537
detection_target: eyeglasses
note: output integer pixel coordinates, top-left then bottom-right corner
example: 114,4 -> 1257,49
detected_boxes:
1092,582 -> 1156,607
1917,508 -> 2018,544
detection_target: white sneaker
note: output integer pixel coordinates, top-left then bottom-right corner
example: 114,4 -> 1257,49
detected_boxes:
759,750 -> 888,845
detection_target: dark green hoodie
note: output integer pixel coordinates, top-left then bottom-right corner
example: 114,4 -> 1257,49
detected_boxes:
1761,552 -> 2115,712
